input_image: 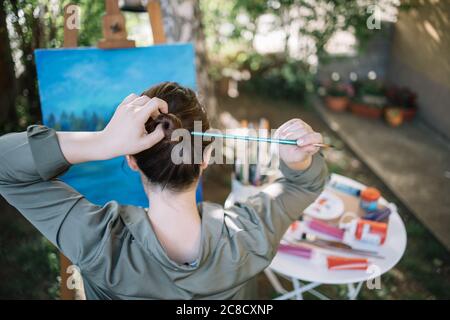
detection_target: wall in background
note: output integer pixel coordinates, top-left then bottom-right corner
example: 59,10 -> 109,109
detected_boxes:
387,0 -> 450,140
317,24 -> 393,82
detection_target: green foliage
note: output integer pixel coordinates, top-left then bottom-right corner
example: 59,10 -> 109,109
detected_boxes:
352,79 -> 387,107
200,0 -> 401,102
356,80 -> 385,96
4,0 -> 105,49
326,80 -> 347,97
71,0 -> 105,46
201,0 -> 396,58
239,53 -> 315,100
0,212 -> 59,299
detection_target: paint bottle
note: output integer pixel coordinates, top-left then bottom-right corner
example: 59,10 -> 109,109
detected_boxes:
360,187 -> 381,211
363,206 -> 391,221
354,219 -> 388,245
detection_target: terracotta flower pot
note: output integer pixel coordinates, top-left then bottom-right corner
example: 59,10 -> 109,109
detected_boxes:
385,107 -> 404,127
350,102 -> 383,119
325,96 -> 349,112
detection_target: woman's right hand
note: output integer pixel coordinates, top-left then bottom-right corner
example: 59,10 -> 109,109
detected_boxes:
275,118 -> 323,171
100,94 -> 169,158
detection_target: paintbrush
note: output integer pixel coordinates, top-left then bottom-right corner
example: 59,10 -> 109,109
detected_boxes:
292,239 -> 385,259
191,132 -> 334,148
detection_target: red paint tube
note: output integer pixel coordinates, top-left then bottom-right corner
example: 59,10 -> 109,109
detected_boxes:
327,256 -> 369,271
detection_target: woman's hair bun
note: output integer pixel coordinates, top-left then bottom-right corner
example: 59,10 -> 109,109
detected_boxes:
135,82 -> 211,191
146,113 -> 182,140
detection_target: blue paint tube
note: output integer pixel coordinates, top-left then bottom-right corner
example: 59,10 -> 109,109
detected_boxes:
330,181 -> 361,197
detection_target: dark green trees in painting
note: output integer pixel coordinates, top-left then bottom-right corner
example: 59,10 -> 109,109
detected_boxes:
45,110 -> 112,132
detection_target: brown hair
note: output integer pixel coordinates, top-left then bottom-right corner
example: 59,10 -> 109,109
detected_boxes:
133,82 -> 211,191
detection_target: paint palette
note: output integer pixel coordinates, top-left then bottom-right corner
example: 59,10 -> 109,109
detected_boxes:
304,190 -> 344,220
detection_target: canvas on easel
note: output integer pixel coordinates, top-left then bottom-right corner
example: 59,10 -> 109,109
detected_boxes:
35,44 -> 199,207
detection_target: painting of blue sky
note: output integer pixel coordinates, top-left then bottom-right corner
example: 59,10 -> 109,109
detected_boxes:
35,43 -> 201,207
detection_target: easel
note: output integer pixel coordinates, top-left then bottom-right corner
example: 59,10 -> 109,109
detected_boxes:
61,0 -> 166,300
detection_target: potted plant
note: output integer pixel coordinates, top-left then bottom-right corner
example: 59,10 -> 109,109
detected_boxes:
385,86 -> 418,122
325,80 -> 350,112
350,80 -> 386,119
384,107 -> 403,127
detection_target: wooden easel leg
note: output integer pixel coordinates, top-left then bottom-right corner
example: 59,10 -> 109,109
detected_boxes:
147,0 -> 166,44
60,3 -> 79,300
63,3 -> 78,48
59,254 -> 75,300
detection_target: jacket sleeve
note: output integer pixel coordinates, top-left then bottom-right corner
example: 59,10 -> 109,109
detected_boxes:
0,125 -> 119,269
224,153 -> 328,276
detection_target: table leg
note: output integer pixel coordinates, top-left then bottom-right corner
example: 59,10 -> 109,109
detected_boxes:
292,278 -> 303,300
274,281 -> 322,300
308,288 -> 330,300
264,269 -> 288,295
266,268 -> 364,300
347,281 -> 364,300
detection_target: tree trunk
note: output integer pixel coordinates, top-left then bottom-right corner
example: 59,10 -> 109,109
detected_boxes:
9,0 -> 50,127
159,0 -> 218,123
282,7 -> 292,56
0,1 -> 17,131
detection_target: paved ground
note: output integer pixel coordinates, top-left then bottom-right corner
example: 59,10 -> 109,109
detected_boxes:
313,97 -> 450,250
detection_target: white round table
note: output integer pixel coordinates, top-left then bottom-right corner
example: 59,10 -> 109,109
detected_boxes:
265,173 -> 407,300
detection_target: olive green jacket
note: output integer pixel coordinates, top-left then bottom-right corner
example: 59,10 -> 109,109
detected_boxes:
0,125 -> 327,299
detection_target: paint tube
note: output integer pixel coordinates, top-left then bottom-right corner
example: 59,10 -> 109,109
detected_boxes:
330,181 -> 362,197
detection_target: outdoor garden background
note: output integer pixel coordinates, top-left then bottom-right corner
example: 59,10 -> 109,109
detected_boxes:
0,0 -> 449,299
